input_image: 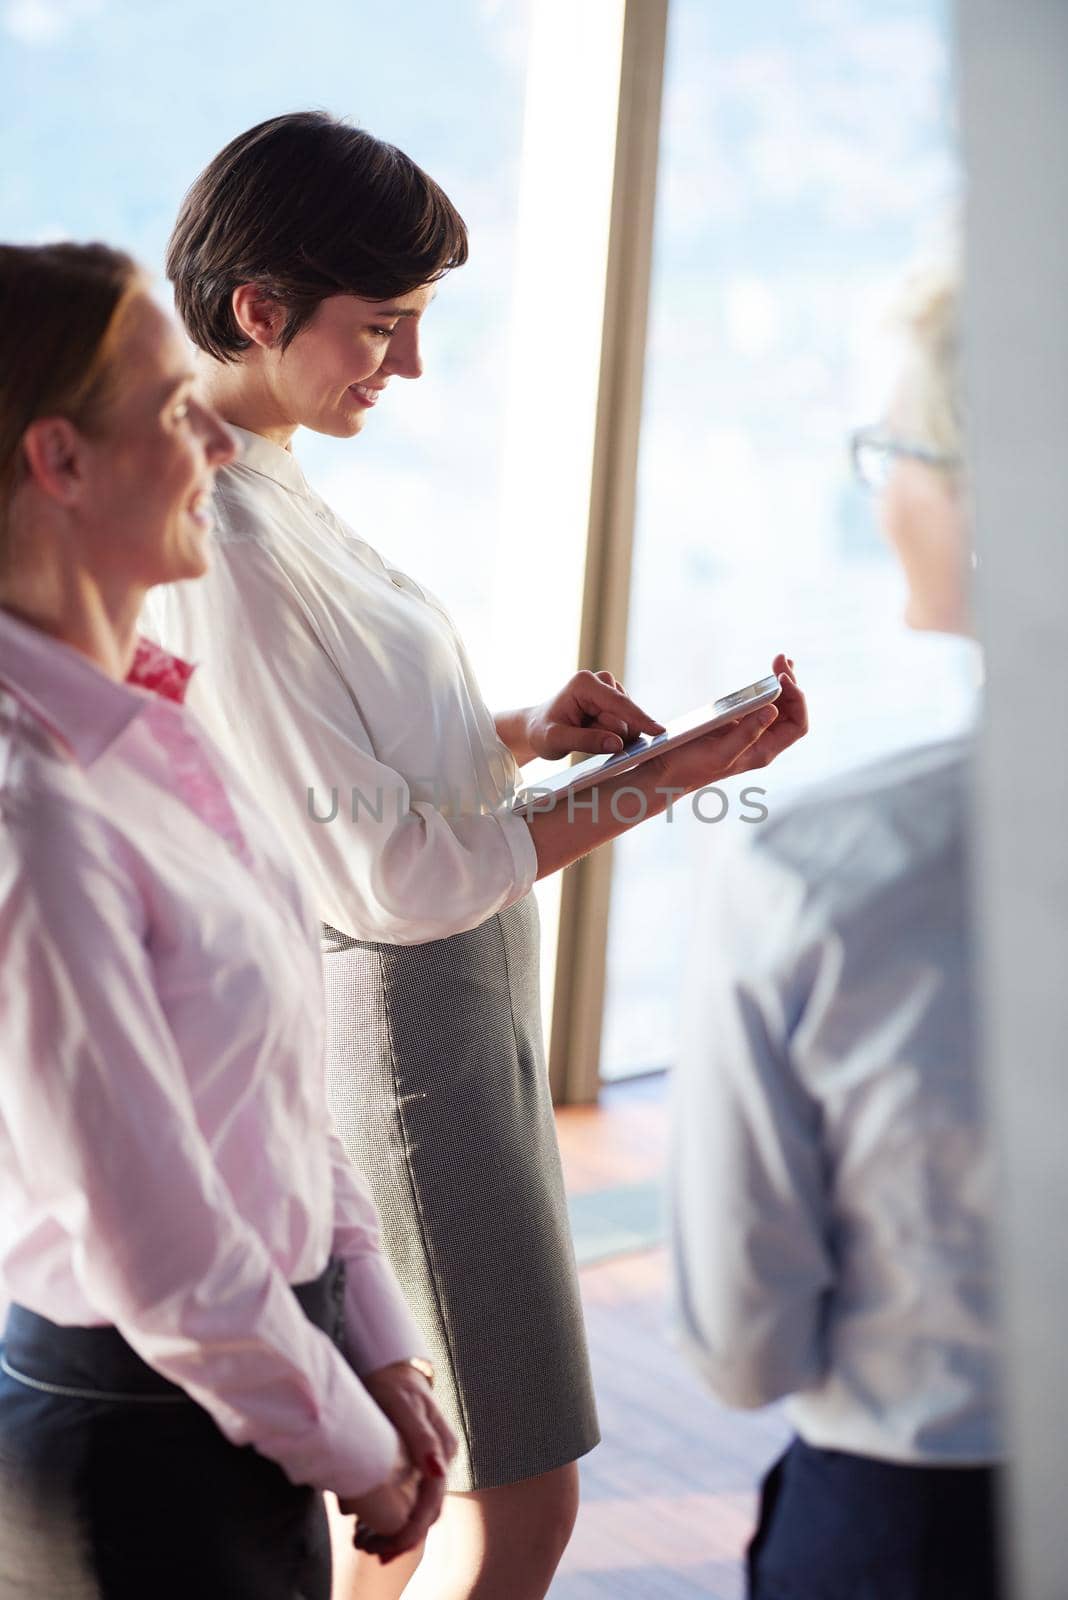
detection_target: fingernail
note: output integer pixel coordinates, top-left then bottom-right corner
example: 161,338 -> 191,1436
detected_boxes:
425,1452 -> 446,1478
602,736 -> 620,753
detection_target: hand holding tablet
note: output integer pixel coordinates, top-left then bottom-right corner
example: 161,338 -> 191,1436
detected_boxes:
514,673 -> 783,813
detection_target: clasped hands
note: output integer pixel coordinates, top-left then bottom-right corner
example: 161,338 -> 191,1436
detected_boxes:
336,1359 -> 458,1566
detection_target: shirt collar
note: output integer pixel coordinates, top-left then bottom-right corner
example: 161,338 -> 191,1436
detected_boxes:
227,424 -> 312,498
0,606 -> 195,768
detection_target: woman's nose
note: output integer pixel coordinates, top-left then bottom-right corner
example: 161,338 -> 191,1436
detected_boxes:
384,329 -> 424,381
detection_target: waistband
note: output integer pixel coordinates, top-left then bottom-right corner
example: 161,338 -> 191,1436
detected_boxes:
1,1258 -> 345,1404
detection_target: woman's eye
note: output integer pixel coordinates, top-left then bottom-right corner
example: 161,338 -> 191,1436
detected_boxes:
369,325 -> 398,339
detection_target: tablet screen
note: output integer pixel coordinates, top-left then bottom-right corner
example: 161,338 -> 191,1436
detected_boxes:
512,673 -> 781,812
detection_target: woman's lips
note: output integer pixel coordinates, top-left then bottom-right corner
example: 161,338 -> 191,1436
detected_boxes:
348,384 -> 381,407
187,488 -> 214,529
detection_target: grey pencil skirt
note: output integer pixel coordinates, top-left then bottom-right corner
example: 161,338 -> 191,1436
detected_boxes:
321,892 -> 600,1493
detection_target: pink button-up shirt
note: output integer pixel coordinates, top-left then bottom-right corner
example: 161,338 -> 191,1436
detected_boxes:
0,607 -> 425,1498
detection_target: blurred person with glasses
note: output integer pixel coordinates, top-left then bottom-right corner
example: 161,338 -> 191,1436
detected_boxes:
672,261 -> 1003,1600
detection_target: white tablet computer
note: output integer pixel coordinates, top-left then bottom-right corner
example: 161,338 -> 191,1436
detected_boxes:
512,673 -> 782,813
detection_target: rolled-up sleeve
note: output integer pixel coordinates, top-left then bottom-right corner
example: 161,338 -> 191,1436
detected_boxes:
0,806 -> 400,1499
670,840 -> 833,1409
155,535 -> 537,943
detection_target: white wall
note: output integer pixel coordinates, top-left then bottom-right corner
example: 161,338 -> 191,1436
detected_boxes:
958,2 -> 1068,1593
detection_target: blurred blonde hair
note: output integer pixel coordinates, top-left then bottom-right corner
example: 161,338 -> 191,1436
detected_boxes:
887,259 -> 963,463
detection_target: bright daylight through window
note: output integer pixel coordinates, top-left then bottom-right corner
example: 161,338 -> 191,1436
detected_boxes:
600,0 -> 972,1081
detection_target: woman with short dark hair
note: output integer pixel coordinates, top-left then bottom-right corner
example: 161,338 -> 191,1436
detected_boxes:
149,110 -> 808,1600
167,114 -> 468,365
0,240 -> 456,1599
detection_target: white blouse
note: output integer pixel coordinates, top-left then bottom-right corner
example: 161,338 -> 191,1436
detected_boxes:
0,609 -> 425,1498
145,427 -> 538,944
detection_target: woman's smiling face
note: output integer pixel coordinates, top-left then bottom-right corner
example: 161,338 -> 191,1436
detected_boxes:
78,293 -> 237,588
257,286 -> 435,440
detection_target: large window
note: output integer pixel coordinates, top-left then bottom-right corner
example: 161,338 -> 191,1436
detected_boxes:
4,0 -> 975,1094
601,0 -> 973,1081
0,0 -> 531,668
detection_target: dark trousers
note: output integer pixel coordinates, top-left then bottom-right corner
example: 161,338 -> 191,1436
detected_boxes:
748,1435 -> 1004,1600
0,1263 -> 346,1600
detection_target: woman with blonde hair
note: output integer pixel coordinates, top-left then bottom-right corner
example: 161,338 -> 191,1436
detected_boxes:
672,259 -> 1003,1600
0,240 -> 455,1599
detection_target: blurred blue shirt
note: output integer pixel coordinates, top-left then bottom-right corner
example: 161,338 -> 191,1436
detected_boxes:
671,734 -> 1002,1463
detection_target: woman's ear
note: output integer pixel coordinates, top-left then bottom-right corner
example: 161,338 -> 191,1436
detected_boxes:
20,417 -> 86,507
231,284 -> 285,351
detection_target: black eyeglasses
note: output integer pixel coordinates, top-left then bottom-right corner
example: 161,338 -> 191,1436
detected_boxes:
849,424 -> 960,493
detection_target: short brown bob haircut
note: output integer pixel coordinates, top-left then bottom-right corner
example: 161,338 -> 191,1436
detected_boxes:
167,111 -> 469,362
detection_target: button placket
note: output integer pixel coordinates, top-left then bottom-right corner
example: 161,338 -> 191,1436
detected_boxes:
145,704 -> 254,870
